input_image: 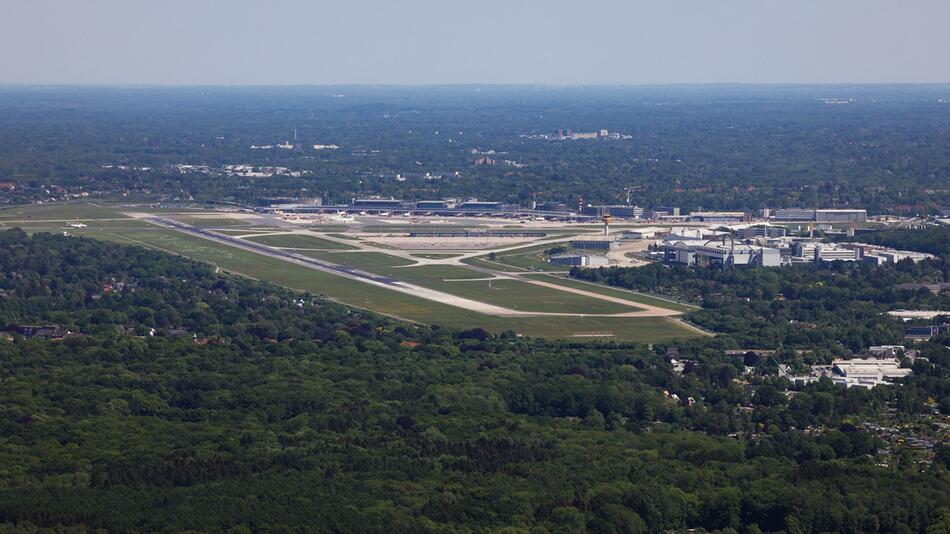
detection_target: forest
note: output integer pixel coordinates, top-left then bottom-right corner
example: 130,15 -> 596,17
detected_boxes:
0,85 -> 948,213
1,229 -> 949,532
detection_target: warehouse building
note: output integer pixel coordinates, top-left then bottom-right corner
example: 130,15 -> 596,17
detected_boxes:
816,209 -> 867,222
688,211 -> 748,223
570,239 -> 620,251
622,227 -> 666,239
693,243 -> 781,268
772,208 -> 867,222
549,253 -> 609,268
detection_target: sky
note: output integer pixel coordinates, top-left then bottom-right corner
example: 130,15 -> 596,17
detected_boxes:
2,0 -> 949,85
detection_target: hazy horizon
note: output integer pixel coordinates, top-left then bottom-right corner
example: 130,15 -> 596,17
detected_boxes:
3,0 -> 950,86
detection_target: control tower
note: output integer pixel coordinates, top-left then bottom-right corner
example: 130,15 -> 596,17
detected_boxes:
602,214 -> 612,237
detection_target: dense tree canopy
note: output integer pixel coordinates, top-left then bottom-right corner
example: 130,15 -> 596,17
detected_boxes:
1,86 -> 948,213
0,230 -> 947,532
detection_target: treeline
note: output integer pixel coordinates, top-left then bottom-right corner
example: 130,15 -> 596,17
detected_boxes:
842,227 -> 950,261
0,230 -> 949,532
1,86 -> 949,213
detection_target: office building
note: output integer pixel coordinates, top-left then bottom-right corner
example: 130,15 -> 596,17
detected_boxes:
582,205 -> 644,218
791,243 -> 862,262
830,358 -> 912,388
905,324 -> 950,341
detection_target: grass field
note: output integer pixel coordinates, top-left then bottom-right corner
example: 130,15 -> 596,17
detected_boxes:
410,253 -> 464,259
524,274 -> 697,313
1,219 -> 155,231
0,203 -> 699,342
0,202 -> 129,220
419,278 -> 638,314
212,229 -> 273,236
290,252 -> 639,314
463,244 -> 568,272
244,233 -> 357,250
294,250 -> 416,268
169,217 -> 257,228
68,227 -> 695,341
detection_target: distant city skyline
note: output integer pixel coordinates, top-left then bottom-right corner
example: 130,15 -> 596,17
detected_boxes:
2,0 -> 949,85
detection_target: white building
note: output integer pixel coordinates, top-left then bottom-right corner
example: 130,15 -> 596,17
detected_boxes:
790,243 -> 862,262
831,358 -> 912,388
622,227 -> 666,239
693,243 -> 782,268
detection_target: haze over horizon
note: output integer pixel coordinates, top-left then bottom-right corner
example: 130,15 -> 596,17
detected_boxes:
2,0 -> 949,86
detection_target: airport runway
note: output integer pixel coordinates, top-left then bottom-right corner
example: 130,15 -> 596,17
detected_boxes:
146,216 -> 673,318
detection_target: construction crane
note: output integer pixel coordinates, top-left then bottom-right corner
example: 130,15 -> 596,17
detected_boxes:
624,186 -> 641,205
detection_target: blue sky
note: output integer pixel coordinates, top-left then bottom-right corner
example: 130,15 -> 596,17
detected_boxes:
2,0 -> 948,85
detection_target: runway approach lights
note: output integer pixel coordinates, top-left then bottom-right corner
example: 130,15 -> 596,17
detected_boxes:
602,214 -> 612,237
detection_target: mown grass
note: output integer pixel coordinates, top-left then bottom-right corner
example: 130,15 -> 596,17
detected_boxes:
38,225 -> 700,342
522,274 -> 696,313
244,233 -> 357,250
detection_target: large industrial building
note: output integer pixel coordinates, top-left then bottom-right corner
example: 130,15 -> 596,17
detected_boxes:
688,211 -> 748,223
693,243 -> 781,268
622,227 -> 666,239
772,208 -> 867,222
549,253 -> 609,268
570,239 -> 620,251
662,236 -> 780,267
